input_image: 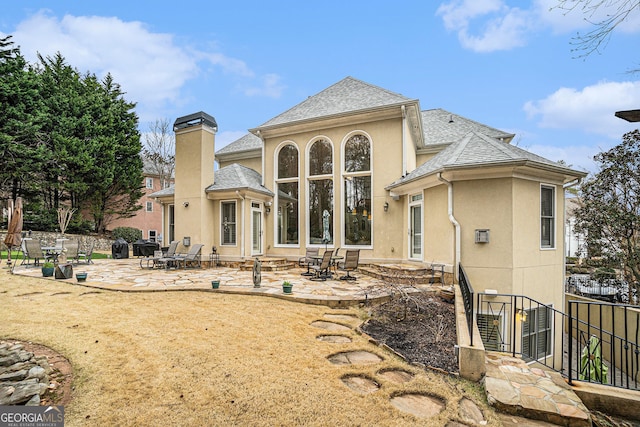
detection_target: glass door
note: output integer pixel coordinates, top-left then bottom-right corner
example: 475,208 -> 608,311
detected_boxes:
251,203 -> 263,255
409,194 -> 422,259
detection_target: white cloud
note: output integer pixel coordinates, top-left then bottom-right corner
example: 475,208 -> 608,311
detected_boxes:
526,143 -> 598,173
241,74 -> 285,98
523,80 -> 640,138
3,10 -> 284,122
436,0 -> 534,52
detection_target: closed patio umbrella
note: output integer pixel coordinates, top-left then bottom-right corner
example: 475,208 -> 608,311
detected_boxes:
4,197 -> 23,268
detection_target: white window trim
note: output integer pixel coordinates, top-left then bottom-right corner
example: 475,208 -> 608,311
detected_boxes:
220,200 -> 238,247
341,130 -> 373,250
146,201 -> 153,212
145,177 -> 154,189
306,136 -> 335,248
274,141 -> 300,248
540,184 -> 556,250
148,230 -> 157,242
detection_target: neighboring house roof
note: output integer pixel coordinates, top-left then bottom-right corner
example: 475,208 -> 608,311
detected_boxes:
205,163 -> 274,196
387,132 -> 586,189
421,109 -> 514,147
149,185 -> 175,198
255,76 -> 415,128
216,133 -> 262,156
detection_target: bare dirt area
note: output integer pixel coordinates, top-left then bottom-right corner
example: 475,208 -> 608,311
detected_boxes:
361,291 -> 458,373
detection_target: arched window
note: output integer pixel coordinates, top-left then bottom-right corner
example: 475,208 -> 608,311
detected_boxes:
343,134 -> 371,246
308,139 -> 333,244
276,144 -> 299,245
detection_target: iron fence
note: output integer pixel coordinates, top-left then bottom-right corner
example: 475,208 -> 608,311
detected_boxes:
458,264 -> 474,346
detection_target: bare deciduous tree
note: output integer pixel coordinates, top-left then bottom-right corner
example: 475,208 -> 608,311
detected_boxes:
142,119 -> 175,189
552,0 -> 640,60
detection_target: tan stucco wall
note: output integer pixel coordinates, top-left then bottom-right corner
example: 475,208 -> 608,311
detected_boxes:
454,178 -> 514,293
218,156 -> 262,175
424,184 -> 453,266
174,124 -> 217,252
261,117 -> 405,262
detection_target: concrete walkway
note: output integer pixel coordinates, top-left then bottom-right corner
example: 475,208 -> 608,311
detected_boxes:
12,258 -> 437,307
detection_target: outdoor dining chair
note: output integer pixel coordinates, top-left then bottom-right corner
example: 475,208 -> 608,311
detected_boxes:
338,249 -> 360,281
310,250 -> 333,281
23,239 -> 51,266
63,240 -> 80,263
299,247 -> 319,276
77,241 -> 95,264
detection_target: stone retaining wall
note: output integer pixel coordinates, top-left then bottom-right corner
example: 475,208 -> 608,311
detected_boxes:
0,230 -> 116,252
0,342 -> 53,406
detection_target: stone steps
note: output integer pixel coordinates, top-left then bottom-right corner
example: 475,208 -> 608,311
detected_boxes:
239,257 -> 296,272
484,352 -> 591,426
359,263 -> 441,285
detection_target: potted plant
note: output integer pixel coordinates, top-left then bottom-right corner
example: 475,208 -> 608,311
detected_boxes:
282,280 -> 293,294
41,261 -> 55,277
76,272 -> 88,282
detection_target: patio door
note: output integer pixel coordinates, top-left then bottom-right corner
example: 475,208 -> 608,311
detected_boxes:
251,203 -> 263,256
409,194 -> 422,259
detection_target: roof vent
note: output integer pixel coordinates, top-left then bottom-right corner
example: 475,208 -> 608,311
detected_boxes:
173,111 -> 218,132
448,114 -> 454,123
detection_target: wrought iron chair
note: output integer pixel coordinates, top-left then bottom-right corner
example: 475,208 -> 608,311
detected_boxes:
310,250 -> 333,281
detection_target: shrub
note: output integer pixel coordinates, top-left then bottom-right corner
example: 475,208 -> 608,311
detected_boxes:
593,267 -> 616,282
566,257 -> 579,265
112,227 -> 142,243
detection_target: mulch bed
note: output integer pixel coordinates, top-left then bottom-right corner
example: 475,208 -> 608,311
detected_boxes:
361,292 -> 458,373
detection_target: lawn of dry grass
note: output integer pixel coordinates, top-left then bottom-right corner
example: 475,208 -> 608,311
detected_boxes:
0,267 -> 498,426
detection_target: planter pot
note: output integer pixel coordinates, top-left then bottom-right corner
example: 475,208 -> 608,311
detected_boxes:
42,267 -> 54,277
282,284 -> 293,294
211,280 -> 220,289
76,272 -> 88,282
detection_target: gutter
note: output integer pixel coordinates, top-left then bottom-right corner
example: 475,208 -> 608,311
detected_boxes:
438,173 -> 460,281
401,105 -> 407,176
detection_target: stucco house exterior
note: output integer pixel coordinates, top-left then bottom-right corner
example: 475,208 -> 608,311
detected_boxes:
151,76 -> 586,308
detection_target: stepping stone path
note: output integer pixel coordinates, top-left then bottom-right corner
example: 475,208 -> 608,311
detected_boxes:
312,312 -> 487,423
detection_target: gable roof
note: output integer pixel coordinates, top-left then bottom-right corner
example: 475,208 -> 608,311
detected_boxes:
421,109 -> 514,147
255,76 -> 415,129
387,132 -> 586,189
205,163 -> 273,196
216,133 -> 262,156
148,184 -> 175,198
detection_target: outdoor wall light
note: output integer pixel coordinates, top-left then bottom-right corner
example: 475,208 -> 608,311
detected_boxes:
516,309 -> 528,323
384,202 -> 389,212
183,201 -> 189,208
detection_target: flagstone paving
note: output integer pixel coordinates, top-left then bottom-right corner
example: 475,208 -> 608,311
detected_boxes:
12,258 -> 424,307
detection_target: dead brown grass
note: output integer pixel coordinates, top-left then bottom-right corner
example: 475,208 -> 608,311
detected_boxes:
0,267 -> 499,426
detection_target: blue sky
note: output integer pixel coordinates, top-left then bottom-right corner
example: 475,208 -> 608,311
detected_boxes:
2,1 -> 639,173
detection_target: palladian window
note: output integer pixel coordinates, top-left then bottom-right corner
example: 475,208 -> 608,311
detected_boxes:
276,144 -> 299,245
343,134 -> 371,246
308,139 -> 333,244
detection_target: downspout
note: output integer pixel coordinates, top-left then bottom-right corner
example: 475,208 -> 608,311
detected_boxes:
401,105 -> 407,176
438,173 -> 460,281
236,190 -> 245,259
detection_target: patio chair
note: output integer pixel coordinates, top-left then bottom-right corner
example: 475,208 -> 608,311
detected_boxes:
154,240 -> 180,269
299,247 -> 319,276
338,249 -> 360,281
77,241 -> 95,264
331,247 -> 341,272
174,244 -> 204,269
63,240 -> 80,263
19,238 -> 32,265
23,239 -> 51,266
310,250 -> 333,281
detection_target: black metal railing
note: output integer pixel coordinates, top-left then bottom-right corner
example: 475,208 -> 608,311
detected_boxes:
476,293 -> 567,374
567,300 -> 640,389
458,264 -> 475,346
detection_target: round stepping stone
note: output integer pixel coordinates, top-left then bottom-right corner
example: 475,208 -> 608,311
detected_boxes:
323,313 -> 358,322
327,350 -> 382,365
377,369 -> 414,384
316,335 -> 352,344
390,393 -> 445,418
310,320 -> 351,332
341,375 -> 380,394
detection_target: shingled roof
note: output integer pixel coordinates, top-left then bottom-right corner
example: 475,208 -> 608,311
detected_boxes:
255,76 -> 415,128
205,163 -> 273,196
216,133 -> 262,156
387,132 -> 585,189
421,109 -> 514,147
